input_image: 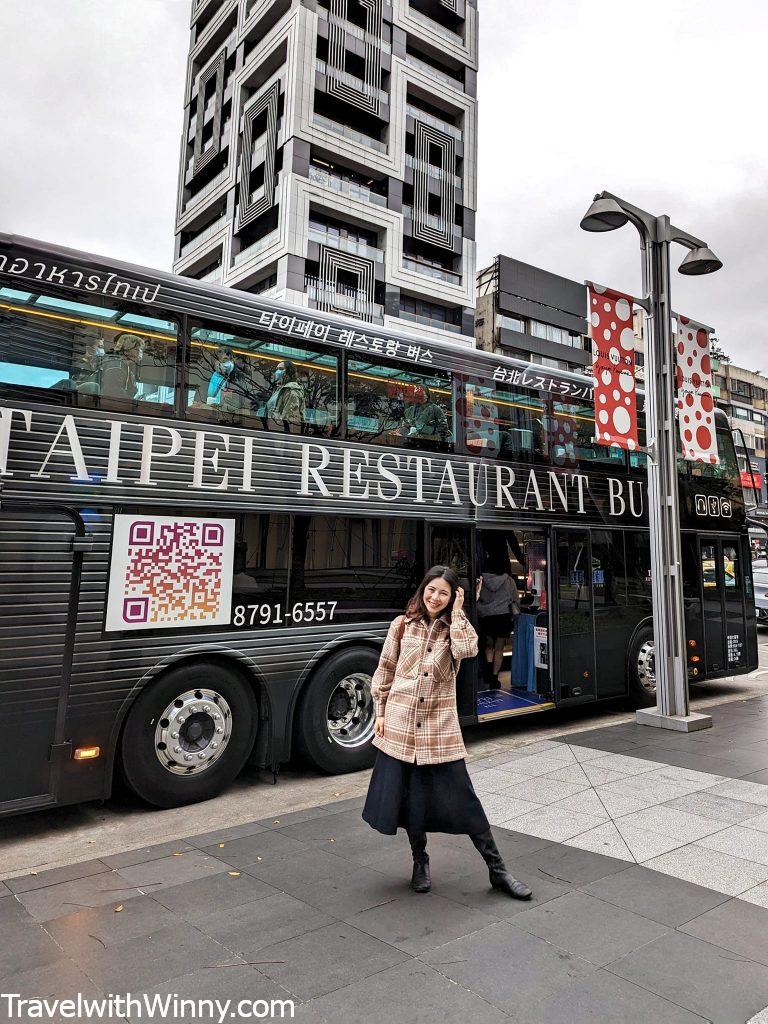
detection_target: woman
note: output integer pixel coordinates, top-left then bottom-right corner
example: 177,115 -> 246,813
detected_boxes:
266,359 -> 306,430
362,566 -> 532,900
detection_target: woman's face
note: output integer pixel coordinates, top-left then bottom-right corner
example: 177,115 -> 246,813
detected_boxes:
423,577 -> 453,618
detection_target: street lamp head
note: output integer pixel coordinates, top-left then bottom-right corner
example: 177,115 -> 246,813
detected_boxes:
678,246 -> 723,276
579,196 -> 629,233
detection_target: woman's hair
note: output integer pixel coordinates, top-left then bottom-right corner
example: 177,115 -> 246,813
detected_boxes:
280,359 -> 298,382
405,564 -> 460,620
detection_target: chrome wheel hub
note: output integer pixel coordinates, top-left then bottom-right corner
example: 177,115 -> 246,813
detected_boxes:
636,640 -> 657,695
154,688 -> 232,775
326,673 -> 374,749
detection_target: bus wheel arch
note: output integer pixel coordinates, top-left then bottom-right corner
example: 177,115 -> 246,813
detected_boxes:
291,642 -> 381,775
627,621 -> 656,708
116,655 -> 263,808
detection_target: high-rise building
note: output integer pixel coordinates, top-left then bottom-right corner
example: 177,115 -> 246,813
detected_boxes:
173,0 -> 478,344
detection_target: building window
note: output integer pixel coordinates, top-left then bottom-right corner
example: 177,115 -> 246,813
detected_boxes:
529,320 -> 582,348
497,314 -> 525,333
290,515 -> 423,622
731,379 -> 752,398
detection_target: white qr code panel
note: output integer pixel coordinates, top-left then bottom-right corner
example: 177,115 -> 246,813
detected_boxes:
105,515 -> 235,632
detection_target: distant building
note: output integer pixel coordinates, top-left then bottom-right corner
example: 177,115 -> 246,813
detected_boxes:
173,0 -> 478,344
475,256 -> 590,373
714,360 -> 767,507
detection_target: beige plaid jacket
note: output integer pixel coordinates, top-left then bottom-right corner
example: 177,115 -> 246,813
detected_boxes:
371,609 -> 478,764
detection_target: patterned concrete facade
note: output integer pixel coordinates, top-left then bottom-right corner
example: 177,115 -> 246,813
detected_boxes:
173,0 -> 478,344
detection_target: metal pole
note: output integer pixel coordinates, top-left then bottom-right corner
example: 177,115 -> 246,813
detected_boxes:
636,216 -> 712,731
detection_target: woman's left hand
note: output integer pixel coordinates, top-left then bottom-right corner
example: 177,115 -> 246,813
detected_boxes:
453,586 -> 465,614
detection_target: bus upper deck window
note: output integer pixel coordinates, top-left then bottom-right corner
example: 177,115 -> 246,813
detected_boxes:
186,322 -> 339,438
346,356 -> 453,451
461,381 -> 544,461
0,287 -> 178,409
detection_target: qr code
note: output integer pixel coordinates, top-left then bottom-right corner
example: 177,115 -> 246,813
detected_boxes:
106,515 -> 234,631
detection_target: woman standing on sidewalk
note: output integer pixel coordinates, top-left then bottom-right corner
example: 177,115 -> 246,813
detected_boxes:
362,566 -> 532,900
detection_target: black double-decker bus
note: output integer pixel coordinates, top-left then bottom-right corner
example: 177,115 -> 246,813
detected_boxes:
0,235 -> 757,816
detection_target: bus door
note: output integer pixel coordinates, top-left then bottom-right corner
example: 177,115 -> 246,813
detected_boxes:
474,527 -> 552,721
553,528 -> 596,703
429,523 -> 476,718
699,535 -> 748,674
0,507 -> 83,814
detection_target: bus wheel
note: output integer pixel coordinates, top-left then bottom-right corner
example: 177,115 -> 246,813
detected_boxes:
296,648 -> 378,774
628,627 -> 656,707
119,662 -> 257,808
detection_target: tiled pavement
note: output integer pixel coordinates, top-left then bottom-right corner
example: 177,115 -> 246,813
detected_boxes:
2,696 -> 768,1023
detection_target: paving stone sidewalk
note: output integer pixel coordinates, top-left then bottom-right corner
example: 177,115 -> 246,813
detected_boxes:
2,694 -> 768,1024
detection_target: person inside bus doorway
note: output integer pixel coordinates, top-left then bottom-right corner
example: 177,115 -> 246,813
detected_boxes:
362,566 -> 532,900
477,564 -> 521,689
266,358 -> 307,432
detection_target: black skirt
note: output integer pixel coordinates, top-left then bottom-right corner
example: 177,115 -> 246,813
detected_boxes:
362,749 -> 491,836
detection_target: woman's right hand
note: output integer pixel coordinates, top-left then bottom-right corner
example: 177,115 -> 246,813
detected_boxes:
374,716 -> 385,737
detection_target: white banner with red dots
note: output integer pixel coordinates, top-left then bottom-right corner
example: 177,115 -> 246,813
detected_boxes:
587,283 -> 640,451
675,316 -> 719,464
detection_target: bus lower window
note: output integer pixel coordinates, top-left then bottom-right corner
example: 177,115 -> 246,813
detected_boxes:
187,322 -> 339,437
0,287 -> 177,408
346,356 -> 453,451
290,515 -> 423,622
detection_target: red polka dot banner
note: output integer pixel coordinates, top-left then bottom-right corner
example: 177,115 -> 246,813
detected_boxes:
675,315 -> 719,465
588,283 -> 640,451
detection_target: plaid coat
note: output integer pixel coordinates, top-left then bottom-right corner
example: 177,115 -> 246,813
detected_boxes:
371,609 -> 478,764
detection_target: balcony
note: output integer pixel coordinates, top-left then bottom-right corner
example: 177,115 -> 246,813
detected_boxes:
232,228 -> 280,265
401,206 -> 462,239
315,59 -> 388,106
313,113 -> 387,153
179,214 -> 228,257
305,275 -> 384,321
406,104 -> 463,141
185,166 -> 230,210
196,266 -> 224,284
402,257 -> 461,284
407,6 -> 464,45
308,164 -> 387,207
405,153 -> 461,186
405,54 -> 463,90
315,6 -> 392,53
308,227 -> 384,263
397,308 -> 462,334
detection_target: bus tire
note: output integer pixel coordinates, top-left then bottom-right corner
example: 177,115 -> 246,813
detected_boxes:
119,661 -> 257,808
296,647 -> 379,774
628,626 -> 657,708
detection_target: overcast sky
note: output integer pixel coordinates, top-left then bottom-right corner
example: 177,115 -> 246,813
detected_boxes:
1,0 -> 766,367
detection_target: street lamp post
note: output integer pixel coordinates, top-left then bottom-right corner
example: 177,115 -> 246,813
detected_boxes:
581,191 -> 722,732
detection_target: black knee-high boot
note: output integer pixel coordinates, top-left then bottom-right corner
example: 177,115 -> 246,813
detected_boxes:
407,830 -> 430,893
470,829 -> 532,899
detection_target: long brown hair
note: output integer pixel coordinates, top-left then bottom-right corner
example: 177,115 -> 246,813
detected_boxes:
405,565 -> 460,621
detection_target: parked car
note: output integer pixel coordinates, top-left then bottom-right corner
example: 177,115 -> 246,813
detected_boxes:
753,559 -> 768,627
